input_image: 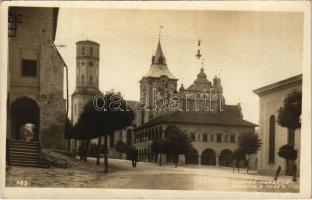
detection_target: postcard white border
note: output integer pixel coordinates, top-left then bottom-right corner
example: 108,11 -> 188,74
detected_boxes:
0,1 -> 311,199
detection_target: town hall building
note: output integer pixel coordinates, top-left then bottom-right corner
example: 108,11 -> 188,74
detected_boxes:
133,39 -> 257,167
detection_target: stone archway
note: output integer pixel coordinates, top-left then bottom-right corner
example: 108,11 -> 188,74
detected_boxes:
11,97 -> 40,140
201,148 -> 216,165
219,149 -> 233,167
185,148 -> 199,164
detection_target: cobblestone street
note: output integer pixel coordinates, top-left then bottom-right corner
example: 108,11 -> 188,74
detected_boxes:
6,158 -> 299,193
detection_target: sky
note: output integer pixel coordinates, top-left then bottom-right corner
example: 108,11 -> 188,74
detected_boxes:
55,8 -> 303,124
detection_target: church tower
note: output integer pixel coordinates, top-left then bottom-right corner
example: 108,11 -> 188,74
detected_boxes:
138,39 -> 178,126
71,40 -> 101,124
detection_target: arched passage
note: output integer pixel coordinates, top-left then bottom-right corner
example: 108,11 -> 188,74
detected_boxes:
219,149 -> 233,167
11,97 -> 40,140
201,148 -> 216,165
185,148 -> 199,164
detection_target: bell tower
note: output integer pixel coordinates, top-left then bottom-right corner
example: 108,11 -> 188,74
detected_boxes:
72,40 -> 101,124
138,39 -> 178,126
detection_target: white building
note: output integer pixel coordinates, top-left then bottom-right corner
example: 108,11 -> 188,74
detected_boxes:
253,74 -> 302,175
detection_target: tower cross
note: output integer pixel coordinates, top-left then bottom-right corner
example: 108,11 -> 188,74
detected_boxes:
217,69 -> 223,78
159,25 -> 164,40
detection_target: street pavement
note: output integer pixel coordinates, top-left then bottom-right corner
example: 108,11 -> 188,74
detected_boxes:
6,157 -> 299,193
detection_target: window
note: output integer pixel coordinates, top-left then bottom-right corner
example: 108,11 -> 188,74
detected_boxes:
81,61 -> 85,66
203,133 -> 208,142
90,47 -> 93,55
217,134 -> 222,143
269,115 -> 275,164
210,134 -> 214,142
82,46 -> 85,55
81,75 -> 84,83
22,59 -> 37,77
89,76 -> 92,84
230,135 -> 235,143
89,61 -> 93,67
190,133 -> 196,141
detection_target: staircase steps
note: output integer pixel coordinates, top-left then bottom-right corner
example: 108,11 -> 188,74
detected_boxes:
7,139 -> 50,168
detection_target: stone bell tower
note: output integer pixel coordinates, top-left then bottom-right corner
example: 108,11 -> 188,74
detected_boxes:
138,39 -> 178,126
71,40 -> 101,125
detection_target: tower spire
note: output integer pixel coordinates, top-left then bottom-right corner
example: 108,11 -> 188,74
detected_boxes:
152,26 -> 166,65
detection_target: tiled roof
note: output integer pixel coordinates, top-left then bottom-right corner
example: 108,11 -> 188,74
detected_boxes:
136,110 -> 257,130
144,40 -> 177,80
72,87 -> 102,97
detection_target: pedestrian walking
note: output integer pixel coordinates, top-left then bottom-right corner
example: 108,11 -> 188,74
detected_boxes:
131,147 -> 139,167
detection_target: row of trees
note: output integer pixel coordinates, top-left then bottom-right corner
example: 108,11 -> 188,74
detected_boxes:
151,126 -> 193,168
64,92 -> 135,173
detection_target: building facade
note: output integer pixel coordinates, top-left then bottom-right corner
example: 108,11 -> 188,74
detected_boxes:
253,74 -> 302,175
133,40 -> 257,167
7,7 -> 67,149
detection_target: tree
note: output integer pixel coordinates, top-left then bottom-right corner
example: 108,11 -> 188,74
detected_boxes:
94,92 -> 135,172
277,89 -> 301,178
73,99 -> 102,162
64,118 -> 74,152
232,148 -> 245,173
277,89 -> 302,146
116,140 -> 130,154
164,126 -> 193,168
278,144 -> 298,180
150,138 -> 167,166
238,132 -> 262,173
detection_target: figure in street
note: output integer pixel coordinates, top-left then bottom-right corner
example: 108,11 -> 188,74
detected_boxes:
131,146 -> 138,167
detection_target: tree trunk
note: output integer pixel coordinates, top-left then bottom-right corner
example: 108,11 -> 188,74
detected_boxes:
286,159 -> 289,175
175,154 -> 179,168
79,140 -> 83,161
246,158 -> 249,174
104,135 -> 108,173
96,136 -> 102,165
288,128 -> 295,147
74,139 -> 77,158
84,139 -> 90,162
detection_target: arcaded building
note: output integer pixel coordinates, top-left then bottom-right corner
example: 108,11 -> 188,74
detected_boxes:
133,40 -> 257,167
253,74 -> 302,175
7,7 -> 67,150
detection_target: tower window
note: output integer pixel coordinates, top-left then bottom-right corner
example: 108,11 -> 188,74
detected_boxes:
21,59 -> 37,77
230,135 -> 235,143
203,133 -> 208,142
217,134 -> 222,143
90,47 -> 93,55
82,46 -> 85,55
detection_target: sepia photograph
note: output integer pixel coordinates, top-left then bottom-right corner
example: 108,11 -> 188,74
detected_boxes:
0,1 -> 311,199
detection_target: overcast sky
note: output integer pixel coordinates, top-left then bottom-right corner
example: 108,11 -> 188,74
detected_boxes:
55,8 -> 303,124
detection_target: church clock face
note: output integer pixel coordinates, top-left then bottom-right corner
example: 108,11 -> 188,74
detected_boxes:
160,76 -> 168,85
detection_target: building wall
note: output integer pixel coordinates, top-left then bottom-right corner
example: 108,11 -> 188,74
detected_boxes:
134,123 -> 256,167
7,7 -> 66,149
257,84 -> 301,175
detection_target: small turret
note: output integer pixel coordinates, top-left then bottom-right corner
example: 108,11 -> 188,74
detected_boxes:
179,84 -> 185,92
